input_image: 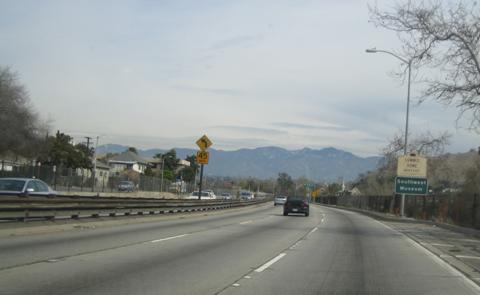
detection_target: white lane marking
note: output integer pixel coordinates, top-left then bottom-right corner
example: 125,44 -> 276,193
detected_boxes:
430,243 -> 455,247
370,218 -> 480,293
255,253 -> 287,273
457,239 -> 480,243
150,234 -> 188,243
456,255 -> 480,260
232,283 -> 240,287
239,220 -> 253,225
421,242 -> 455,247
290,241 -> 302,250
308,227 -> 318,235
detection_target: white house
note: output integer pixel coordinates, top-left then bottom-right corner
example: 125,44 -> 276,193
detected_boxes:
108,151 -> 148,174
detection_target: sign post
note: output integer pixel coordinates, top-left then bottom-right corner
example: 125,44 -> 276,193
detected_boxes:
196,135 -> 213,200
395,153 -> 427,216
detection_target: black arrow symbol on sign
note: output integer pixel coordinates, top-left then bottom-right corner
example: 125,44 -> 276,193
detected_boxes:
200,138 -> 208,148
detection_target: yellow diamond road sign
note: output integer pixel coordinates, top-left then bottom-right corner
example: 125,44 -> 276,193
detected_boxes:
196,135 -> 213,151
196,151 -> 209,164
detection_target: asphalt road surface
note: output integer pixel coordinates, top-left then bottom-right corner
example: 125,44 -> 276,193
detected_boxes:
1,204 -> 479,295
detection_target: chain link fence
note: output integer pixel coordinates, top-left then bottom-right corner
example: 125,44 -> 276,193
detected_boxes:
316,193 -> 480,230
0,162 -> 183,194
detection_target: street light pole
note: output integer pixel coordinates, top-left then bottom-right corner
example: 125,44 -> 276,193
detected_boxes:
366,48 -> 413,217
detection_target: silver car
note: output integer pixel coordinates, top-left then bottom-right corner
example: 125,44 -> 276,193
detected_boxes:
0,178 -> 57,197
274,195 -> 287,206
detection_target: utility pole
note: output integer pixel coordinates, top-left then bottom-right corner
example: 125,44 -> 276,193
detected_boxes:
160,156 -> 165,192
81,137 -> 91,192
91,136 -> 99,192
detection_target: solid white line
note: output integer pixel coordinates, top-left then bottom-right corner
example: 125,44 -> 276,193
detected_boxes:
308,227 -> 318,235
456,255 -> 480,260
457,239 -> 480,243
150,234 -> 188,243
255,253 -> 287,272
239,220 -> 253,225
370,219 -> 480,293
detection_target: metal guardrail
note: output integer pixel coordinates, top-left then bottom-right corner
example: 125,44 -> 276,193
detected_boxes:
0,195 -> 271,221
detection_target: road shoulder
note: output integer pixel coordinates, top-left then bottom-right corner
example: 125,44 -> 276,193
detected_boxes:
317,204 -> 480,287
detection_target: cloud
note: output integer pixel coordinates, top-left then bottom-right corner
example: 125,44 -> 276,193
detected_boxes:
173,85 -> 243,96
210,125 -> 287,136
271,122 -> 353,132
209,34 -> 264,50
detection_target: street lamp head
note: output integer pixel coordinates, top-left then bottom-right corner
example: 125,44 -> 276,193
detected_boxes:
365,48 -> 377,53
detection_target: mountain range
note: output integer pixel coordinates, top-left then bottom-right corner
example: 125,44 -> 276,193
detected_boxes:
97,144 -> 381,181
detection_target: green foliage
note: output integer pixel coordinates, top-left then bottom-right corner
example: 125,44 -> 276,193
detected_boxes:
38,131 -> 93,169
182,154 -> 198,183
155,149 -> 180,181
163,170 -> 175,181
144,166 -> 155,177
276,172 -> 294,195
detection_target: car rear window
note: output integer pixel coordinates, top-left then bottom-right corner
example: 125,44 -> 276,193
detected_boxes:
287,196 -> 308,203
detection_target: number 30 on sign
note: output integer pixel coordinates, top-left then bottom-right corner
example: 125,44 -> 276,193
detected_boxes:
196,151 -> 209,164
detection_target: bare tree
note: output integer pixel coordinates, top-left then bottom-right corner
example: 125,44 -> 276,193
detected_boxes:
370,1 -> 480,128
381,130 -> 451,165
0,66 -> 46,157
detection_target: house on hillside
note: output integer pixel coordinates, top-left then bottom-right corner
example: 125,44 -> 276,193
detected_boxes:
108,151 -> 148,174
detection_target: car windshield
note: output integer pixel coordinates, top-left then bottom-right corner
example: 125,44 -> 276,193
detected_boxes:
0,179 -> 25,191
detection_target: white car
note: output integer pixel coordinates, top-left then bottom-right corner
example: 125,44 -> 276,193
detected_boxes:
186,191 -> 215,200
274,195 -> 287,206
240,191 -> 254,200
204,190 -> 217,199
220,193 -> 233,200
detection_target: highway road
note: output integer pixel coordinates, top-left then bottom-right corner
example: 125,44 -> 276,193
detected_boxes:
1,204 -> 479,295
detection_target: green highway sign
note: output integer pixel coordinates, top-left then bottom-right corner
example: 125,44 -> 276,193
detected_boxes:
395,177 -> 428,195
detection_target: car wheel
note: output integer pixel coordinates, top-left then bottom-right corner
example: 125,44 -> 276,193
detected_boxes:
305,212 -> 309,217
283,211 -> 288,216
274,203 -> 277,206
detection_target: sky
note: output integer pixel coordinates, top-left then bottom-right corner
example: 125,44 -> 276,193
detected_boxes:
1,0 -> 478,156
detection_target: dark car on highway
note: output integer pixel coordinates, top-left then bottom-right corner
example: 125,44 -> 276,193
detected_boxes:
0,177 -> 57,197
283,196 -> 309,217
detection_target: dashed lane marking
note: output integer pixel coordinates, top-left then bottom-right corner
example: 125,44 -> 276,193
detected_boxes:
150,234 -> 189,243
289,241 -> 302,250
255,253 -> 287,273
